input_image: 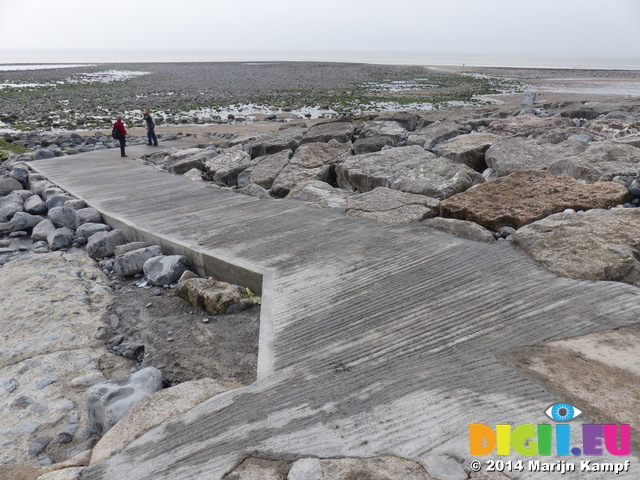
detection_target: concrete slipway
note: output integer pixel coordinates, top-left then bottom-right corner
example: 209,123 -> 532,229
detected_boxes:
29,145 -> 640,479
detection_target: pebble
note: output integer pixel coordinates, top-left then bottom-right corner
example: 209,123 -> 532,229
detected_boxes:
2,378 -> 18,393
202,318 -> 209,323
28,436 -> 52,456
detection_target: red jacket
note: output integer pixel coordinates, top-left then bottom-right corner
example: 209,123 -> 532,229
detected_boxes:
114,120 -> 127,137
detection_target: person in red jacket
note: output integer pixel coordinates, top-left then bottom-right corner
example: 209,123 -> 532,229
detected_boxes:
113,117 -> 127,157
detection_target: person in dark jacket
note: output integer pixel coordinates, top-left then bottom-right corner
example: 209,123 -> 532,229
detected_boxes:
143,109 -> 158,146
113,117 -> 127,157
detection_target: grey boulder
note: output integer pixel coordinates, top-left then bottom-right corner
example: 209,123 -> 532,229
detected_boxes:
31,218 -> 56,242
76,207 -> 102,228
48,206 -> 77,230
86,229 -> 126,259
115,245 -> 163,277
47,227 -> 75,250
143,255 -> 189,286
23,194 -> 47,215
76,222 -> 112,241
0,177 -> 22,195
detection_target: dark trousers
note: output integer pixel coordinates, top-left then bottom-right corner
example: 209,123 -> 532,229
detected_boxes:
147,127 -> 158,146
119,137 -> 126,156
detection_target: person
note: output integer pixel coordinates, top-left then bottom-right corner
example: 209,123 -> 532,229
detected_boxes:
113,116 -> 127,157
143,109 -> 158,146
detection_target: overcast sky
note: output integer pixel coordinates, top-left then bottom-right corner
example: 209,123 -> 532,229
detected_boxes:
1,0 -> 640,67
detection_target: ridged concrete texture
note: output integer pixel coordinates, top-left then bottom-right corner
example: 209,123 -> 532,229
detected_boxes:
29,145 -> 640,479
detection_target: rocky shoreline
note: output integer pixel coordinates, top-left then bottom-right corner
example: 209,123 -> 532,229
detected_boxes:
2,67 -> 640,478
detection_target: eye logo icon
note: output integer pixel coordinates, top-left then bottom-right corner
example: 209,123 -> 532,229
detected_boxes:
545,403 -> 582,422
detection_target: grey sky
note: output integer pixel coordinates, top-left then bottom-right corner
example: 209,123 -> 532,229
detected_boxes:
1,0 -> 640,66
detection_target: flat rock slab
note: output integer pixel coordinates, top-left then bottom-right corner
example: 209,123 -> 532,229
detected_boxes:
345,186 -> 439,224
440,170 -> 629,230
548,141 -> 640,182
512,208 -> 640,286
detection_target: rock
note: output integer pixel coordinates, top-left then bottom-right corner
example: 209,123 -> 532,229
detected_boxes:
0,177 -> 23,195
424,217 -> 496,243
10,165 -> 29,184
48,206 -> 77,230
512,208 -> 640,286
65,199 -> 87,210
28,436 -> 53,456
548,141 -> 640,182
75,222 -> 111,241
204,148 -> 251,186
271,142 -> 351,197
86,367 -> 163,436
485,113 -> 576,139
183,168 -> 205,181
9,212 -> 44,231
238,183 -> 273,199
301,121 -> 354,144
288,458 -> 323,480
440,170 -> 630,230
237,150 -> 292,189
176,278 -> 244,315
114,246 -> 163,277
520,91 -> 537,106
0,192 -> 25,208
0,202 -> 23,221
86,229 -> 126,259
375,112 -> 421,131
614,134 -> 640,148
113,242 -> 153,257
31,219 -> 56,242
359,120 -> 409,144
75,207 -> 101,228
318,456 -> 431,479
345,187 -> 439,224
224,457 -> 289,480
90,379 -> 234,464
406,120 -> 466,149
432,133 -> 501,171
352,136 -> 395,155
485,137 -> 587,177
419,455 -> 468,480
45,195 -> 75,209
170,153 -> 209,175
32,149 -> 56,160
248,126 -> 307,158
23,194 -> 47,215
143,255 -> 189,286
47,227 -> 75,250
287,180 -> 351,209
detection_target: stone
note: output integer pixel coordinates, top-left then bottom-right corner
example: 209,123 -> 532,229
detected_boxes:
204,148 -> 252,186
48,206 -> 77,230
286,180 -> 351,209
86,229 -> 126,259
90,379 -> 234,463
484,137 -> 587,177
406,120 -> 466,149
23,194 -> 47,215
9,212 -> 44,231
223,457 -> 288,480
183,168 -> 205,181
65,199 -> 87,210
114,246 -> 163,277
614,134 -> 640,148
10,165 -> 29,184
47,227 -> 75,250
75,208 -> 101,228
75,222 -> 111,241
0,177 -> 23,195
432,133 -> 501,171
271,142 -> 352,197
28,436 -> 53,456
0,192 -> 24,208
301,121 -> 354,144
424,217 -> 496,243
237,150 -> 292,189
170,151 -> 211,174
375,112 -> 421,131
176,278 -> 244,315
143,255 -> 189,286
512,208 -> 640,286
45,195 -> 75,209
352,136 -> 395,155
86,367 -> 163,436
548,141 -> 640,182
0,202 -> 23,221
238,183 -> 273,199
248,126 -> 307,158
485,113 -> 575,138
520,91 -> 537,106
359,120 -> 409,144
319,456 -> 431,479
345,187 -> 439,224
33,149 -> 56,160
419,455 -> 468,480
113,242 -> 153,257
31,219 -> 56,242
440,170 -> 630,230
288,457 -> 323,480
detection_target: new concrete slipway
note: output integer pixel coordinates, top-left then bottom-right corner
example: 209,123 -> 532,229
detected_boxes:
28,144 -> 640,479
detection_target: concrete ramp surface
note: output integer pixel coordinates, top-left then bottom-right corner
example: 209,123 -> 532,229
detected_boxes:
28,145 -> 640,479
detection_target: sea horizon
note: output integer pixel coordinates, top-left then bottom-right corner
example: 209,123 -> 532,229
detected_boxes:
2,49 -> 640,71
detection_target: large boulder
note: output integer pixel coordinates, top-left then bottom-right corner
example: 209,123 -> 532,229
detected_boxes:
547,141 -> 640,182
271,142 -> 351,197
423,217 -> 496,243
31,218 -> 56,242
75,207 -> 102,228
169,150 -> 215,174
76,222 -> 111,241
248,126 -> 307,159
512,208 -> 640,286
143,255 -> 189,286
47,227 -> 75,250
8,212 -> 44,231
114,245 -> 163,277
176,278 -> 244,315
406,120 -> 467,149
375,112 -> 421,131
0,202 -> 23,221
45,194 -> 74,209
23,194 -> 47,215
0,177 -> 22,195
204,148 -> 251,186
286,180 -> 352,209
485,113 -> 575,139
485,138 -> 587,177
352,136 -> 394,155
86,367 -> 163,436
359,120 -> 409,145
345,187 -> 439,224
301,121 -> 354,144
237,150 -> 292,189
432,133 -> 501,171
440,170 -> 630,230
48,206 -> 77,230
86,229 -> 126,259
